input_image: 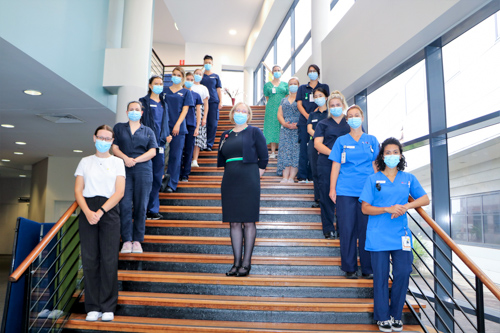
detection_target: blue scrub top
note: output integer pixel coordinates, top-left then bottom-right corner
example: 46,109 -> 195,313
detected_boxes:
201,73 -> 222,103
295,82 -> 330,126
359,171 -> 427,251
148,99 -> 164,136
186,91 -> 202,127
329,133 -> 379,197
165,87 -> 194,135
112,122 -> 158,163
314,117 -> 350,165
307,109 -> 328,135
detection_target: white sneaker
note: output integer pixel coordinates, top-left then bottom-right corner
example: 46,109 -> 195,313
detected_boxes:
280,179 -> 288,183
48,309 -> 64,319
269,153 -> 276,159
132,241 -> 143,253
287,179 -> 295,183
191,160 -> 199,167
101,312 -> 114,322
85,311 -> 102,321
120,241 -> 132,253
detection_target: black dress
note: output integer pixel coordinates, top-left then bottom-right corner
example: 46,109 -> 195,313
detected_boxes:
220,129 -> 261,222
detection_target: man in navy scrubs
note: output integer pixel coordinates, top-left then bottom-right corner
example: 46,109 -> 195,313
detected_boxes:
200,55 -> 223,151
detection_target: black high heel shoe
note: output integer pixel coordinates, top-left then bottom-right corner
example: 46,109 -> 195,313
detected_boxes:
226,264 -> 240,276
236,265 -> 251,277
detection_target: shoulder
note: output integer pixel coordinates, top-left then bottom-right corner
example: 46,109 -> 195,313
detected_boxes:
114,122 -> 126,130
139,95 -> 148,104
319,82 -> 330,89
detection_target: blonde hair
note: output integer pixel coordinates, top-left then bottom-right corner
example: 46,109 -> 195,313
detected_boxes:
229,102 -> 253,124
194,68 -> 203,76
172,66 -> 185,84
288,77 -> 300,86
346,104 -> 364,119
327,90 -> 348,119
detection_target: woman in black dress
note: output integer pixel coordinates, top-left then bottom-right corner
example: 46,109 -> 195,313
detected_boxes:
217,102 -> 269,277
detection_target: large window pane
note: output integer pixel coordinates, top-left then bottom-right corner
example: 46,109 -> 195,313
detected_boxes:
443,10 -> 500,127
255,66 -> 263,103
220,71 -> 244,106
467,215 -> 483,243
483,214 -> 500,245
294,38 -> 311,74
483,193 -> 500,214
277,18 -> 292,69
294,0 -> 311,46
264,46 -> 275,82
367,60 -> 428,144
451,215 -> 468,241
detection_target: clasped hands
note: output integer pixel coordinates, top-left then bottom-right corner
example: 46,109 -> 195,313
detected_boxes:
85,209 -> 103,225
385,204 -> 409,219
284,121 -> 297,130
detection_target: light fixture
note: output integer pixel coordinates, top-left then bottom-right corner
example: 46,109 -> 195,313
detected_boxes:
229,29 -> 237,35
23,89 -> 42,96
1,124 -> 15,128
1,159 -> 10,162
174,22 -> 179,30
14,152 -> 23,155
15,141 -> 26,145
19,175 -> 26,178
73,149 -> 83,153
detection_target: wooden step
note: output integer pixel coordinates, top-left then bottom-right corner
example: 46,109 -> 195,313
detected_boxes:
146,220 -> 322,229
176,182 -> 314,189
143,235 -> 336,246
159,206 -> 320,215
184,175 -> 284,182
159,193 -> 314,201
64,314 -> 426,332
188,167 -> 278,173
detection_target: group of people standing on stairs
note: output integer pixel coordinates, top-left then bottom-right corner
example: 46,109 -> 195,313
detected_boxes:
258,63 -> 431,332
73,55 -> 223,322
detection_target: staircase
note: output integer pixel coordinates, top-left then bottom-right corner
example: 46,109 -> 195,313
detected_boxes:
63,105 -> 424,332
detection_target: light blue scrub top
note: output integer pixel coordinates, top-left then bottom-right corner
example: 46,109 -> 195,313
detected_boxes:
329,133 -> 379,197
359,171 -> 427,251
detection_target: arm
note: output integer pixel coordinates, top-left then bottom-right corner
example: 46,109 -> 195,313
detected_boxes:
202,97 -> 208,126
329,162 -> 341,203
172,105 -> 189,136
217,87 -> 223,109
297,100 -> 308,120
277,105 -> 288,127
314,137 -> 331,156
307,124 -> 315,137
133,148 -> 156,163
372,161 -> 378,173
75,176 -> 99,225
254,128 -> 269,173
98,176 -> 125,217
112,144 -> 135,168
361,194 -> 430,219
194,104 -> 201,136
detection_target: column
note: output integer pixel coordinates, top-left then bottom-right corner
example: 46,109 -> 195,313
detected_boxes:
243,67 -> 254,105
311,0 -> 330,70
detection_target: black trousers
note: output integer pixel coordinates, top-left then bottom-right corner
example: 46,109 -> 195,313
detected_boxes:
307,139 -> 320,201
79,196 -> 120,313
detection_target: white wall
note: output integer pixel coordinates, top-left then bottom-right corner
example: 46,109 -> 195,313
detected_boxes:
153,42 -> 185,65
185,42 -> 245,73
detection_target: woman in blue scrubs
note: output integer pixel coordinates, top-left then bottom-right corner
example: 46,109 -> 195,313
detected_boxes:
112,101 -> 157,254
313,90 -> 350,239
329,105 -> 378,279
164,66 -> 194,192
359,137 -> 429,332
200,55 -> 223,150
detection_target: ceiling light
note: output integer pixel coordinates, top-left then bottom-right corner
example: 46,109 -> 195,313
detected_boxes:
15,141 -> 26,145
174,22 -> 179,30
1,159 -> 10,162
19,175 -> 26,178
14,152 -> 23,155
229,29 -> 237,35
1,124 -> 15,128
23,89 -> 42,96
73,150 -> 83,153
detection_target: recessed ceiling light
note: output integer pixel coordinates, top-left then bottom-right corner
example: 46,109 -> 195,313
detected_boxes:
73,149 -> 83,153
174,22 -> 179,30
19,175 -> 26,178
1,124 -> 15,128
229,29 -> 237,35
1,159 -> 10,162
24,89 -> 42,96
14,152 -> 23,155
15,141 -> 26,145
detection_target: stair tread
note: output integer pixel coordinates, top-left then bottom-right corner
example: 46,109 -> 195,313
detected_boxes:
146,220 -> 322,229
143,235 -> 338,246
176,182 -> 314,188
159,206 -> 320,214
159,193 -> 315,201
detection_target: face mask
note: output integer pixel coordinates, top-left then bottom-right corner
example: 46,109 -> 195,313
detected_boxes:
233,113 -> 248,125
314,97 -> 326,107
95,139 -> 111,153
384,155 -> 401,169
152,85 -> 163,95
308,72 -> 318,81
185,81 -> 194,89
128,110 -> 142,122
289,84 -> 298,93
329,107 -> 343,117
347,117 -> 362,129
172,76 -> 182,85
273,72 -> 281,79
194,74 -> 202,82
204,64 -> 212,71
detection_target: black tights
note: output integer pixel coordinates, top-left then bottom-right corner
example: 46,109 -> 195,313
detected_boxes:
229,222 -> 256,270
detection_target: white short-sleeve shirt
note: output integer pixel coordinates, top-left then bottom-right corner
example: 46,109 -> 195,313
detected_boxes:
192,84 -> 209,102
74,155 -> 126,198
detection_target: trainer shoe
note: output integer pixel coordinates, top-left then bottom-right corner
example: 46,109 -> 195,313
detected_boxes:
191,160 -> 199,167
377,320 -> 392,332
132,241 -> 143,254
102,312 -> 114,322
391,317 -> 403,332
85,311 -> 102,322
147,212 -> 162,220
120,241 -> 132,254
269,153 -> 276,159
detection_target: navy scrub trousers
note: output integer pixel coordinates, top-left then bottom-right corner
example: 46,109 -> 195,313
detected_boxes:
371,250 -> 413,321
180,125 -> 196,179
148,150 -> 164,214
206,102 -> 219,149
122,163 -> 153,242
317,157 -> 336,235
79,196 -> 120,313
336,195 -> 372,274
167,133 -> 186,190
307,139 -> 320,201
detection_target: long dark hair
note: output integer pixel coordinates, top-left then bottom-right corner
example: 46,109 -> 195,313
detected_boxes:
148,75 -> 163,95
94,124 -> 114,138
375,137 -> 406,171
313,87 -> 328,98
308,64 -> 320,77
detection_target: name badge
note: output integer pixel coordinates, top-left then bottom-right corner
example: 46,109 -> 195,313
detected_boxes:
345,145 -> 355,149
150,104 -> 157,107
159,147 -> 164,154
272,87 -> 276,94
376,180 -> 386,184
312,119 -> 318,122
309,94 -> 314,102
402,236 -> 411,251
341,152 -> 346,164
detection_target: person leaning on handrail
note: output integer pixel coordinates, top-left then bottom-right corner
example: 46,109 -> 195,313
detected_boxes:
359,137 -> 429,332
74,125 -> 125,322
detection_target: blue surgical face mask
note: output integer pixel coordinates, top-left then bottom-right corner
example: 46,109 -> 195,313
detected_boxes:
171,76 -> 182,85
95,139 -> 112,153
314,97 -> 326,107
289,84 -> 298,93
204,63 -> 212,71
185,80 -> 194,89
233,112 -> 248,125
152,85 -> 163,95
308,71 -> 318,81
347,117 -> 362,129
329,107 -> 343,117
194,74 -> 202,82
128,110 -> 142,122
273,72 -> 282,79
384,155 -> 401,169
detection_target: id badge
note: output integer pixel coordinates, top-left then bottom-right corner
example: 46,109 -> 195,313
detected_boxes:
159,147 -> 164,154
272,87 -> 276,94
341,152 -> 346,164
309,94 -> 314,102
402,236 -> 411,251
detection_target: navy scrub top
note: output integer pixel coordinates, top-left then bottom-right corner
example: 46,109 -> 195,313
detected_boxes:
307,109 -> 328,139
186,91 -> 203,127
295,82 -> 330,126
148,99 -> 164,136
113,122 -> 158,165
329,132 -> 380,197
201,73 -> 222,103
359,171 -> 427,251
165,87 -> 195,135
314,117 -> 350,165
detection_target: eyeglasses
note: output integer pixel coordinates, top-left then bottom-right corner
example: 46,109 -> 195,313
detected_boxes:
96,136 -> 113,142
234,109 -> 248,114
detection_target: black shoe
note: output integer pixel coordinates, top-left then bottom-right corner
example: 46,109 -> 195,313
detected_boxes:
180,177 -> 188,182
236,265 -> 251,277
146,212 -> 162,220
332,231 -> 339,240
166,186 -> 174,193
324,231 -> 335,239
160,173 -> 171,192
345,271 -> 357,279
361,273 -> 374,279
311,202 -> 320,208
203,147 -> 212,151
225,265 -> 240,276
391,317 -> 403,332
377,320 -> 392,332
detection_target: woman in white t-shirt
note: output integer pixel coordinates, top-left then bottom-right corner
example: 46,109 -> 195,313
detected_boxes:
74,124 -> 126,323
191,68 -> 210,167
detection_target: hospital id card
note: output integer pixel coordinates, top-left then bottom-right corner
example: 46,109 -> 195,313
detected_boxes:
159,147 -> 164,154
402,236 -> 411,251
309,93 -> 314,102
341,152 -> 346,164
272,87 -> 276,94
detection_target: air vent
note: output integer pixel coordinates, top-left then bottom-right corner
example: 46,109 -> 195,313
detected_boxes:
37,113 -> 84,124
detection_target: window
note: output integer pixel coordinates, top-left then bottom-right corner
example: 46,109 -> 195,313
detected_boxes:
294,38 -> 312,74
294,0 -> 311,46
277,18 -> 291,69
220,70 -> 244,106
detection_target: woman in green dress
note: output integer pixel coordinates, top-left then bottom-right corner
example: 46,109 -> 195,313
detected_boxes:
263,65 -> 289,159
